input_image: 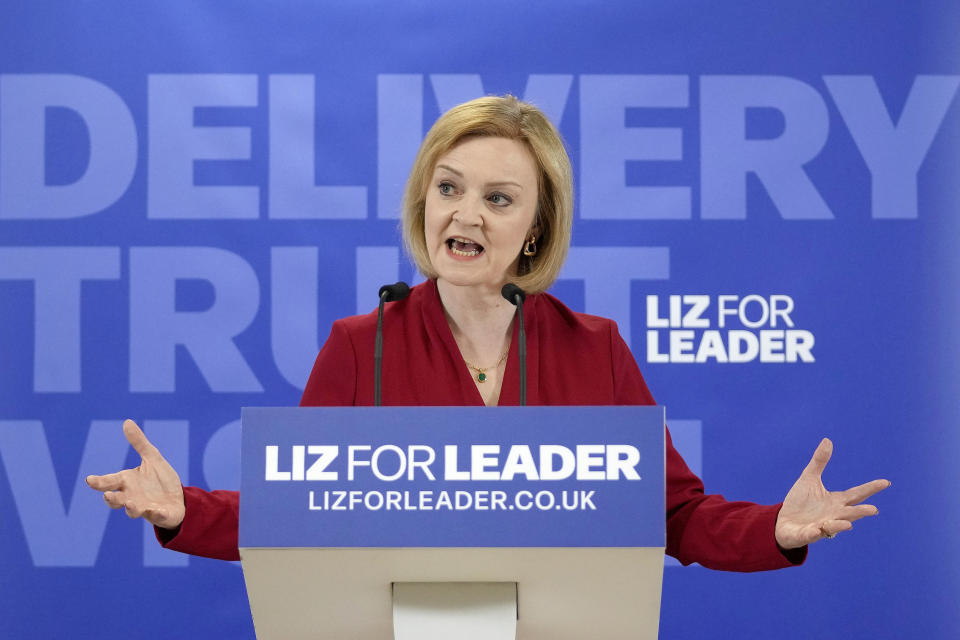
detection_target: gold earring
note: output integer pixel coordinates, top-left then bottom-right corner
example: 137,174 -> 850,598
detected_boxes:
522,234 -> 537,257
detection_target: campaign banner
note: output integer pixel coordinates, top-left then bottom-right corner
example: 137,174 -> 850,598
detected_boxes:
1,1 -> 958,639
240,406 -> 665,548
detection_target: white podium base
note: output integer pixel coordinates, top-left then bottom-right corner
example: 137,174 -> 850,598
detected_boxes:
241,547 -> 664,639
393,582 -> 517,640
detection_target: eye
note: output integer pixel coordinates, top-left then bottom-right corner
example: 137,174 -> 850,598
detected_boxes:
488,192 -> 512,206
438,181 -> 457,196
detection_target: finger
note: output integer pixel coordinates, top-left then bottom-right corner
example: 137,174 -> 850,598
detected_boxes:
143,506 -> 170,528
837,504 -> 879,523
103,491 -> 126,509
802,438 -> 833,478
124,500 -> 144,519
818,519 -> 853,539
841,478 -> 891,505
86,472 -> 125,492
122,419 -> 161,462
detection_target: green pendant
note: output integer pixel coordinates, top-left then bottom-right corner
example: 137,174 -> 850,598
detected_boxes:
477,372 -> 487,382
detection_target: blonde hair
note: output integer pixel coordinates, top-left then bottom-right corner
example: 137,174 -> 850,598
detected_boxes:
401,95 -> 573,294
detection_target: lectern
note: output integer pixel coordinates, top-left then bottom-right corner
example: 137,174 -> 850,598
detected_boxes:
239,406 -> 665,639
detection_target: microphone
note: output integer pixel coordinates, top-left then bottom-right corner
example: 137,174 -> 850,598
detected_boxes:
501,283 -> 527,406
375,282 -> 410,406
378,282 -> 410,303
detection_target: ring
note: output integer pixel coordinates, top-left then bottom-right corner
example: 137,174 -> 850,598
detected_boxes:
819,524 -> 836,539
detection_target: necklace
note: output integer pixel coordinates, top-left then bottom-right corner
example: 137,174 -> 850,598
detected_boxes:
463,350 -> 509,383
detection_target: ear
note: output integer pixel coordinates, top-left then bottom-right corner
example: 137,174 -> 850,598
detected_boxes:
528,218 -> 541,239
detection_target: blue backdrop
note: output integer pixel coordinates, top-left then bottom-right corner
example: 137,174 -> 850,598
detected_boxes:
1,1 -> 958,638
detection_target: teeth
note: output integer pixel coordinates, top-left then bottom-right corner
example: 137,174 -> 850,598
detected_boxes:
448,237 -> 483,257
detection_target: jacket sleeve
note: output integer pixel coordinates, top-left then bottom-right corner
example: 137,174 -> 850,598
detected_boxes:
156,487 -> 241,561
610,322 -> 806,571
156,321 -> 358,560
662,429 -> 806,571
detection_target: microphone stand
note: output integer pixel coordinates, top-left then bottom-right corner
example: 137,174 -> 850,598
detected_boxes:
375,282 -> 410,406
501,284 -> 527,406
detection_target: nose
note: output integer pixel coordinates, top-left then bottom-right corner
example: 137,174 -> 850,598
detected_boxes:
453,195 -> 485,227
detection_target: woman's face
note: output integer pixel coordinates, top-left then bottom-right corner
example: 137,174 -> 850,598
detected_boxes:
423,136 -> 539,291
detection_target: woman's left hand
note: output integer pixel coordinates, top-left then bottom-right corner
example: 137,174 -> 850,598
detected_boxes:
775,438 -> 890,549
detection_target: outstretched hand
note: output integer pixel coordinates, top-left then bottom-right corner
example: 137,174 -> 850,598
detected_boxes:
775,438 -> 889,549
85,419 -> 186,530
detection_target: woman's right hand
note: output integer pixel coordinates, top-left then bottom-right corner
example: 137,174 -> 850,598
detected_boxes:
85,419 -> 186,530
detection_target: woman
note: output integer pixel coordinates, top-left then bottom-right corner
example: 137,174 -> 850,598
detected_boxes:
86,96 -> 888,569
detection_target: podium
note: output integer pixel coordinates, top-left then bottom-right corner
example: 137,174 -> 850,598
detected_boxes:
239,406 -> 666,639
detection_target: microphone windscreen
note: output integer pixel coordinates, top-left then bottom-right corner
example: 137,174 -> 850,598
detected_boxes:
379,281 -> 411,302
501,283 -> 526,305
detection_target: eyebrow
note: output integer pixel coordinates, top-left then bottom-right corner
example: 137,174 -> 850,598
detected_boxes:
435,164 -> 524,190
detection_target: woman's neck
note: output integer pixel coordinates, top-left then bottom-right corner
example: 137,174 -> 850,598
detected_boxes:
436,279 -> 516,363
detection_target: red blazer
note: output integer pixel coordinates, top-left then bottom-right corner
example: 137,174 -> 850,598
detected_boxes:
161,280 -> 805,571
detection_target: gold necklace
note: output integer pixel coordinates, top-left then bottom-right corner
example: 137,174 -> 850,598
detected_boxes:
463,350 -> 509,383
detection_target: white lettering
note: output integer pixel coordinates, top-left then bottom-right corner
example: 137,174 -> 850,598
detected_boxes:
305,445 -> 339,481
264,446 -> 290,481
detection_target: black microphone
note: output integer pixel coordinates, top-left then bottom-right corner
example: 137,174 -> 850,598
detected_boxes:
501,283 -> 527,406
378,282 -> 410,303
375,282 -> 410,406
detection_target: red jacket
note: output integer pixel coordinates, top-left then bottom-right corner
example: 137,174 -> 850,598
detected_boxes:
161,280 -> 805,571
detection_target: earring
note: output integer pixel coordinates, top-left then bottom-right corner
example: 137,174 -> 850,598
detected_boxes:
522,234 -> 537,257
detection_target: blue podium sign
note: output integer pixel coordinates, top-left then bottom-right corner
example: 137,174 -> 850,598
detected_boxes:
239,406 -> 665,549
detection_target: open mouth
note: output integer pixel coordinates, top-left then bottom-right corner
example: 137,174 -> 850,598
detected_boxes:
447,237 -> 485,257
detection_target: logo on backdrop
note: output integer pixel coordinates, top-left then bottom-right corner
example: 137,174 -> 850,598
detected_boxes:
644,294 -> 814,364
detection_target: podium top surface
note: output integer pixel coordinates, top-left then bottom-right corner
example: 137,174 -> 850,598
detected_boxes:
240,405 -> 665,549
